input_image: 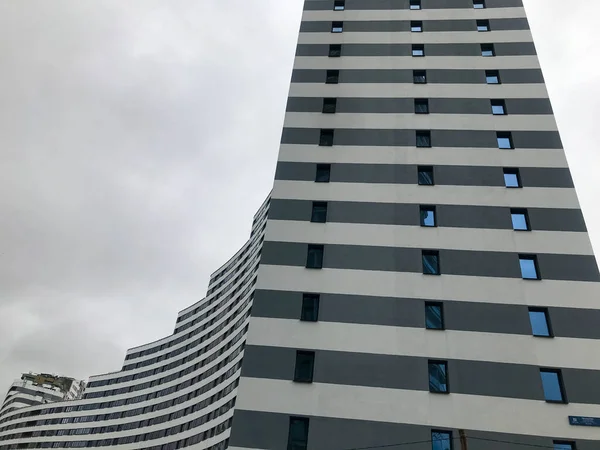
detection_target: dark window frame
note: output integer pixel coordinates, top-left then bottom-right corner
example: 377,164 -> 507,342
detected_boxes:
411,21 -> 423,32
491,99 -> 507,115
528,307 -> 553,338
412,44 -> 425,57
322,98 -> 337,114
481,43 -> 496,56
420,205 -> 437,227
540,368 -> 568,404
301,294 -> 320,322
422,250 -> 440,275
415,98 -> 429,114
431,430 -> 453,450
510,208 -> 531,231
319,129 -> 334,146
503,168 -> 522,188
311,202 -> 328,223
287,417 -> 309,450
476,19 -> 490,31
485,70 -> 501,84
519,254 -> 541,280
306,245 -> 324,269
294,350 -> 315,383
428,360 -> 449,394
497,131 -> 514,149
473,0 -> 486,8
315,164 -> 331,183
416,130 -> 431,148
331,21 -> 343,33
409,0 -> 421,9
413,70 -> 427,84
328,44 -> 342,57
325,70 -> 339,84
553,441 -> 576,450
333,0 -> 345,11
418,166 -> 434,185
425,302 -> 444,330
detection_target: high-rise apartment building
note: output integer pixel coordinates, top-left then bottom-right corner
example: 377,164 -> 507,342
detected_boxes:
1,0 -> 599,449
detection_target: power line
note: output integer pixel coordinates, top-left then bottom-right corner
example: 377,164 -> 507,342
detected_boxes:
469,436 -> 566,449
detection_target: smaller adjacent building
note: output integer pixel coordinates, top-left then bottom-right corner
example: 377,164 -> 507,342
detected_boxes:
0,373 -> 86,419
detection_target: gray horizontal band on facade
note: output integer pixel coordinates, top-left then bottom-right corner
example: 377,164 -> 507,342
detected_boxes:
291,68 -> 545,84
241,345 -> 600,404
260,241 -> 600,281
251,289 -> 600,340
4,387 -> 63,402
274,162 -> 574,188
286,97 -> 553,115
299,18 -> 530,33
281,128 -> 563,149
303,0 -> 524,10
296,42 -> 537,57
229,409 -> 597,450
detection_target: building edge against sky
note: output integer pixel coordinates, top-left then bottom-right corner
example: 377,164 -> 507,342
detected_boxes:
2,0 -> 600,449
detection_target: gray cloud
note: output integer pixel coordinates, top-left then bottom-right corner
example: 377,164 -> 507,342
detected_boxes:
0,0 -> 599,395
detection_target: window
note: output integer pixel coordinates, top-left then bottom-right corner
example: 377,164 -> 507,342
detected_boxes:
432,431 -> 453,450
331,21 -> 343,33
311,202 -> 328,223
315,164 -> 331,182
328,44 -> 342,57
422,250 -> 440,275
294,351 -> 315,382
540,369 -> 566,403
416,130 -> 431,148
306,245 -> 324,269
322,98 -> 337,114
491,99 -> 507,115
486,70 -> 501,84
326,70 -> 339,84
425,302 -> 444,330
481,43 -> 495,56
553,442 -> 576,450
412,44 -> 425,56
409,0 -> 421,9
413,70 -> 427,84
497,132 -> 514,149
301,294 -> 320,322
420,205 -> 436,227
288,417 -> 309,450
519,255 -> 540,280
511,208 -> 530,231
477,19 -> 490,31
473,0 -> 485,8
418,166 -> 434,185
319,129 -> 334,146
503,168 -> 521,188
529,308 -> 552,337
411,21 -> 423,32
429,361 -> 448,393
414,98 -> 429,114
333,0 -> 345,11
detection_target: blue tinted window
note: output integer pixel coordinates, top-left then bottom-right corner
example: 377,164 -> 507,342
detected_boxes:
486,72 -> 500,84
426,303 -> 444,330
504,171 -> 520,187
511,212 -> 529,230
420,207 -> 436,227
520,256 -> 539,279
492,103 -> 506,115
497,133 -> 513,149
432,431 -> 452,450
429,361 -> 448,393
540,370 -> 565,402
418,167 -> 434,185
529,309 -> 551,337
423,251 -> 440,275
554,443 -> 574,450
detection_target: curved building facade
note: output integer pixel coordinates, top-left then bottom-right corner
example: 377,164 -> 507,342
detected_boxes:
0,197 -> 269,450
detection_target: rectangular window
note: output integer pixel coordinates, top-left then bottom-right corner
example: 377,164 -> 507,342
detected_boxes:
429,360 -> 449,393
422,250 -> 440,275
322,98 -> 337,114
481,43 -> 495,56
491,99 -> 507,115
311,202 -> 328,223
416,130 -> 431,148
288,417 -> 309,450
410,0 -> 421,9
529,308 -> 552,337
519,255 -> 540,280
319,129 -> 334,146
540,369 -> 567,403
511,208 -> 530,231
413,70 -> 427,84
315,164 -> 331,183
306,245 -> 324,269
486,70 -> 501,84
411,21 -> 423,32
333,0 -> 345,11
418,166 -> 434,185
553,442 -> 576,450
414,98 -> 429,114
477,19 -> 490,31
420,205 -> 436,227
328,44 -> 342,57
497,132 -> 514,149
425,302 -> 444,330
412,44 -> 425,56
294,351 -> 315,382
432,431 -> 453,450
503,168 -> 521,188
301,294 -> 320,322
473,0 -> 485,8
331,21 -> 343,33
325,69 -> 339,84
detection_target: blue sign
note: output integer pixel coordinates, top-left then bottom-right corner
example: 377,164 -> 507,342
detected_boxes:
569,416 -> 600,427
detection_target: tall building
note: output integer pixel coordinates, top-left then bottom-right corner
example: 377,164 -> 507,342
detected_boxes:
1,0 -> 599,449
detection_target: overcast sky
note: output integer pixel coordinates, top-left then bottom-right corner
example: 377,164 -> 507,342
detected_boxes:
0,0 -> 598,396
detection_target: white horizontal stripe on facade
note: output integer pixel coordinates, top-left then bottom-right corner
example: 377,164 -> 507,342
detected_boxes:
294,56 -> 541,70
236,377 -> 600,441
283,112 -> 558,132
277,144 -> 569,168
301,7 -> 526,22
256,265 -> 600,310
298,30 -> 533,45
265,220 -> 594,256
272,181 -> 581,210
247,317 -> 600,371
289,83 -> 550,100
